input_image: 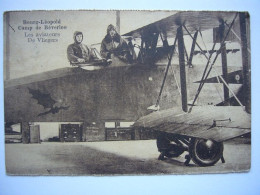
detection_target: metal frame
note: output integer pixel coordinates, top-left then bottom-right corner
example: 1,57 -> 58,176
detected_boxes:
187,30 -> 199,68
177,26 -> 188,112
239,12 -> 251,113
187,13 -> 238,112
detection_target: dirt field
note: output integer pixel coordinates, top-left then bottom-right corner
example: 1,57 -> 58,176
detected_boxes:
5,138 -> 251,175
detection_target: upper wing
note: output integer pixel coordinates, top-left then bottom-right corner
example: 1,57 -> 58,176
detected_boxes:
123,11 -> 237,39
134,105 -> 250,142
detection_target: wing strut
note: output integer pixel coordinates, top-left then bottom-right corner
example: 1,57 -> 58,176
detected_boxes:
188,13 -> 238,113
187,30 -> 199,68
184,25 -> 218,106
198,31 -> 224,102
214,72 -> 244,108
219,21 -> 230,104
224,21 -> 251,54
154,34 -> 178,109
159,33 -> 181,95
177,25 -> 188,112
239,12 -> 251,113
183,25 -> 215,62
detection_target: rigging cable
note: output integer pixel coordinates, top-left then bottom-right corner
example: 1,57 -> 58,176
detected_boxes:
188,13 -> 238,112
159,33 -> 181,96
199,30 -> 224,102
213,67 -> 245,110
224,21 -> 251,54
155,34 -> 178,108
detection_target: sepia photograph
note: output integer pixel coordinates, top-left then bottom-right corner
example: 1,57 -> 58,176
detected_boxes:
4,10 -> 251,176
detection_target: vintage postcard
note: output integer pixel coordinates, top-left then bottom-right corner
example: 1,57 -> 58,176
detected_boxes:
4,10 -> 251,175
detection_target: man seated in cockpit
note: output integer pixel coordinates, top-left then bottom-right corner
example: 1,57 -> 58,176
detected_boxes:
100,24 -> 131,63
67,31 -> 94,64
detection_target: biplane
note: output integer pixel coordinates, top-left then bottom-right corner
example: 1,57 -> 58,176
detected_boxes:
4,11 -> 250,167
123,11 -> 251,166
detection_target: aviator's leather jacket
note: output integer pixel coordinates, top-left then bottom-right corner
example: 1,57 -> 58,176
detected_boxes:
100,26 -> 129,59
67,31 -> 92,63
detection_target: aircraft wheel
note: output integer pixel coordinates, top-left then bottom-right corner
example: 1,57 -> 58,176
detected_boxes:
189,138 -> 224,166
156,134 -> 185,158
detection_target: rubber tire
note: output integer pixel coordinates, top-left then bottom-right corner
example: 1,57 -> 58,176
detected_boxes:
189,138 -> 224,167
156,134 -> 185,158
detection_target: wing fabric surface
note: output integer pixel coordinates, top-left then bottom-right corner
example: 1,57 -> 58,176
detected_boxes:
123,11 -> 237,39
134,106 -> 250,142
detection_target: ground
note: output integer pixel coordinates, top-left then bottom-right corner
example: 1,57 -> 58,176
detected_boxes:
5,138 -> 250,175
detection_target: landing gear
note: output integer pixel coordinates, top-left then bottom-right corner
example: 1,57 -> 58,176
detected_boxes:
189,138 -> 224,167
156,133 -> 224,167
156,133 -> 186,159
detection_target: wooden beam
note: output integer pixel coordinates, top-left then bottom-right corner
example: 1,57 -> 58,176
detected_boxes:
187,30 -> 198,68
219,22 -> 230,104
155,35 -> 177,107
177,26 -> 188,112
239,12 -> 251,113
